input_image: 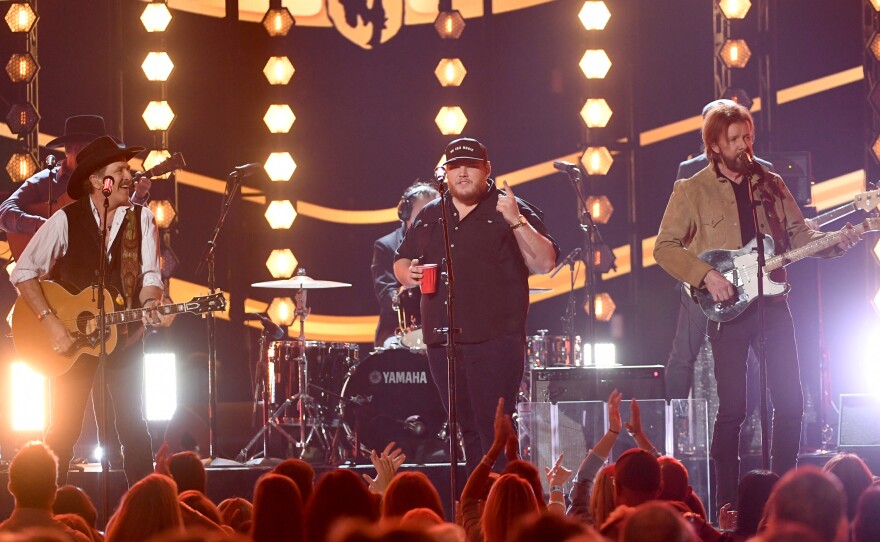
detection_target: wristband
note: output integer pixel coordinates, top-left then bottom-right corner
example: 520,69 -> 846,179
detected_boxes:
608,428 -> 619,434
509,215 -> 527,230
141,298 -> 157,308
37,308 -> 54,322
549,485 -> 564,494
548,499 -> 565,507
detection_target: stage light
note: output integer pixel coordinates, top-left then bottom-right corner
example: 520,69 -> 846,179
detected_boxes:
263,7 -> 295,37
872,0 -> 880,11
718,0 -> 751,19
583,343 -> 616,366
140,2 -> 172,32
5,52 -> 38,83
6,152 -> 38,182
434,10 -> 465,39
578,1 -> 610,30
263,104 -> 296,134
143,149 -> 173,180
148,200 -> 176,229
585,195 -> 613,224
265,200 -> 297,229
144,353 -> 176,421
263,56 -> 295,85
5,103 -> 39,135
872,135 -> 880,164
435,106 -> 468,135
266,249 -> 298,279
142,100 -> 175,131
5,3 -> 37,33
872,239 -> 880,265
435,58 -> 467,87
10,361 -> 47,432
869,33 -> 880,62
580,146 -> 613,175
264,152 -> 296,181
873,289 -> 880,316
579,49 -> 612,79
141,52 -> 174,82
719,39 -> 751,69
580,98 -> 613,128
584,292 -> 615,322
267,297 -> 296,327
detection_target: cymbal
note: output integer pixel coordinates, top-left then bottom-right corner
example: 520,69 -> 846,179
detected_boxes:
251,276 -> 352,289
529,288 -> 553,295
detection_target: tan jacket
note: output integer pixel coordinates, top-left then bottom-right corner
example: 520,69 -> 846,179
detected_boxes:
654,163 -> 840,288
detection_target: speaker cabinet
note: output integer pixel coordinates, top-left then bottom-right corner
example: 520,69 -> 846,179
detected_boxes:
838,394 -> 880,449
530,365 -> 665,403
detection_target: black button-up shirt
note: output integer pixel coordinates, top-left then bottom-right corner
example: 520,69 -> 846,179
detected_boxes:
395,182 -> 559,345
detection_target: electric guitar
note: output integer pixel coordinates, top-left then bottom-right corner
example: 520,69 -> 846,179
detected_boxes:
687,217 -> 880,323
7,152 -> 186,260
810,187 -> 879,226
11,280 -> 226,377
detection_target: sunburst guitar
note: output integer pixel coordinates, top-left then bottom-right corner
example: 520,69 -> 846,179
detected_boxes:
11,280 -> 226,377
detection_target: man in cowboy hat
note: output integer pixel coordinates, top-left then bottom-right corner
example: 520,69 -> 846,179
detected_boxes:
10,135 -> 167,486
0,115 -> 152,236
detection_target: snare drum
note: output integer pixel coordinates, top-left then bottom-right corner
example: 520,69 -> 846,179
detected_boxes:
267,340 -> 358,414
396,286 -> 424,350
339,348 -> 446,461
526,334 -> 581,368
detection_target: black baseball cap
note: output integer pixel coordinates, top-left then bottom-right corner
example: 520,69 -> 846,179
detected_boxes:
442,137 -> 488,165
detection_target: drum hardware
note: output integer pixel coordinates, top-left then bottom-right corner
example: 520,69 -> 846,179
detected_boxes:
394,285 -> 425,350
238,269 -> 353,465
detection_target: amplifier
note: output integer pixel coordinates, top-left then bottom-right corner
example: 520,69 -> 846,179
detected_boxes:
530,365 -> 665,403
838,394 -> 880,449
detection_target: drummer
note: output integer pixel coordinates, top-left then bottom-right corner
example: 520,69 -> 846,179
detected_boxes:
371,180 -> 440,348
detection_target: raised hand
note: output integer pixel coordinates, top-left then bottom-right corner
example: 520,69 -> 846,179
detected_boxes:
624,397 -> 643,437
362,441 -> 406,495
607,389 -> 623,434
495,180 -> 520,225
545,453 -> 573,487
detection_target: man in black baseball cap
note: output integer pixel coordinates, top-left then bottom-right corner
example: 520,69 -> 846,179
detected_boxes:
393,137 -> 559,474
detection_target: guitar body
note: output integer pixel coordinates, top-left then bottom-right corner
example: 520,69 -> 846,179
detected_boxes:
11,281 -> 118,377
689,235 -> 790,323
8,195 -> 74,260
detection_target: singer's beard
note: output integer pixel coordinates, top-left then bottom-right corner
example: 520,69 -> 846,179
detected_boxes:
720,152 -> 750,175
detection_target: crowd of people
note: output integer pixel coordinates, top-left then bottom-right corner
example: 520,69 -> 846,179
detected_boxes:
0,390 -> 878,542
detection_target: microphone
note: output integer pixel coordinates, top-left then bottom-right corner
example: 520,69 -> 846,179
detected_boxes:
553,160 -> 580,173
101,176 -> 115,197
45,155 -> 57,169
243,312 -> 287,340
741,151 -> 760,173
404,415 -> 427,436
233,163 -> 262,177
433,166 -> 446,183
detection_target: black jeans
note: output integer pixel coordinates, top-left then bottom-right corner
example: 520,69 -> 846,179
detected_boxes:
665,287 -> 708,400
427,333 -> 525,475
709,300 -> 803,512
45,340 -> 153,487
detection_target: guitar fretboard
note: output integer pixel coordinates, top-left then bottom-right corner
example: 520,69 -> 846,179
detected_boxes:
105,303 -> 189,326
813,203 -> 855,228
766,222 -> 869,272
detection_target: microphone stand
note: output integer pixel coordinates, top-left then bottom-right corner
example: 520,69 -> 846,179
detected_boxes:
195,169 -> 246,466
551,248 -> 582,366
96,194 -> 112,527
434,173 -> 461,513
745,160 -> 771,470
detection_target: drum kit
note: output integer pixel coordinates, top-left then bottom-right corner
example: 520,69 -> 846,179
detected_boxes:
238,271 -> 446,465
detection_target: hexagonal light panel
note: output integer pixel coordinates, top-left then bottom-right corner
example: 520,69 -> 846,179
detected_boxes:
264,56 -> 295,85
434,10 -> 465,39
267,297 -> 295,326
584,292 -> 615,322
264,152 -> 296,182
718,0 -> 751,19
148,199 -> 176,229
580,146 -> 613,175
141,2 -> 172,32
6,52 -> 38,83
579,49 -> 612,79
266,249 -> 298,279
585,195 -> 614,224
263,105 -> 296,134
142,100 -> 175,131
435,106 -> 468,135
5,2 -> 37,33
719,39 -> 751,69
263,7 -> 295,37
580,98 -> 613,128
873,287 -> 880,316
142,52 -> 174,82
872,135 -> 880,165
265,200 -> 297,229
435,58 -> 467,87
6,152 -> 38,182
6,103 -> 39,135
872,0 -> 880,11
578,1 -> 610,30
144,149 -> 172,180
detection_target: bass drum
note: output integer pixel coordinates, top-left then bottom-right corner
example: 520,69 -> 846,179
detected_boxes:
340,349 -> 447,462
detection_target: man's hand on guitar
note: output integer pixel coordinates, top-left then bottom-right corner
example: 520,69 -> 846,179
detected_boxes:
44,315 -> 75,355
836,222 -> 862,251
703,269 -> 735,303
142,298 -> 166,327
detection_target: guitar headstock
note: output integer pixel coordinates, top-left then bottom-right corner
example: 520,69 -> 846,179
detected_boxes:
143,152 -> 186,179
185,292 -> 227,314
854,189 -> 880,212
863,216 -> 880,233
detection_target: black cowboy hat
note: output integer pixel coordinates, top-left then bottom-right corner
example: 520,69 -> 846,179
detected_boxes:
46,115 -> 111,149
67,136 -> 144,200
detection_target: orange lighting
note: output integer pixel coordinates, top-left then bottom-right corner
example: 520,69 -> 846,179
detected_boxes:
584,195 -> 613,224
6,152 -> 38,182
262,7 -> 295,37
580,147 -> 613,175
718,0 -> 751,19
434,11 -> 465,39
719,39 -> 752,69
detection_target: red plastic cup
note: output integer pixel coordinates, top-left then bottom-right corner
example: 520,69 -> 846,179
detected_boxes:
418,264 -> 438,294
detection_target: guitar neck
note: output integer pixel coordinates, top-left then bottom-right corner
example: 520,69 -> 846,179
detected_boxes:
812,203 -> 855,228
105,302 -> 192,326
765,223 -> 866,272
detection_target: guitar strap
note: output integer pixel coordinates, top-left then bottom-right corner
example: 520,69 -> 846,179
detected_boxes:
120,207 -> 141,309
756,177 -> 790,253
